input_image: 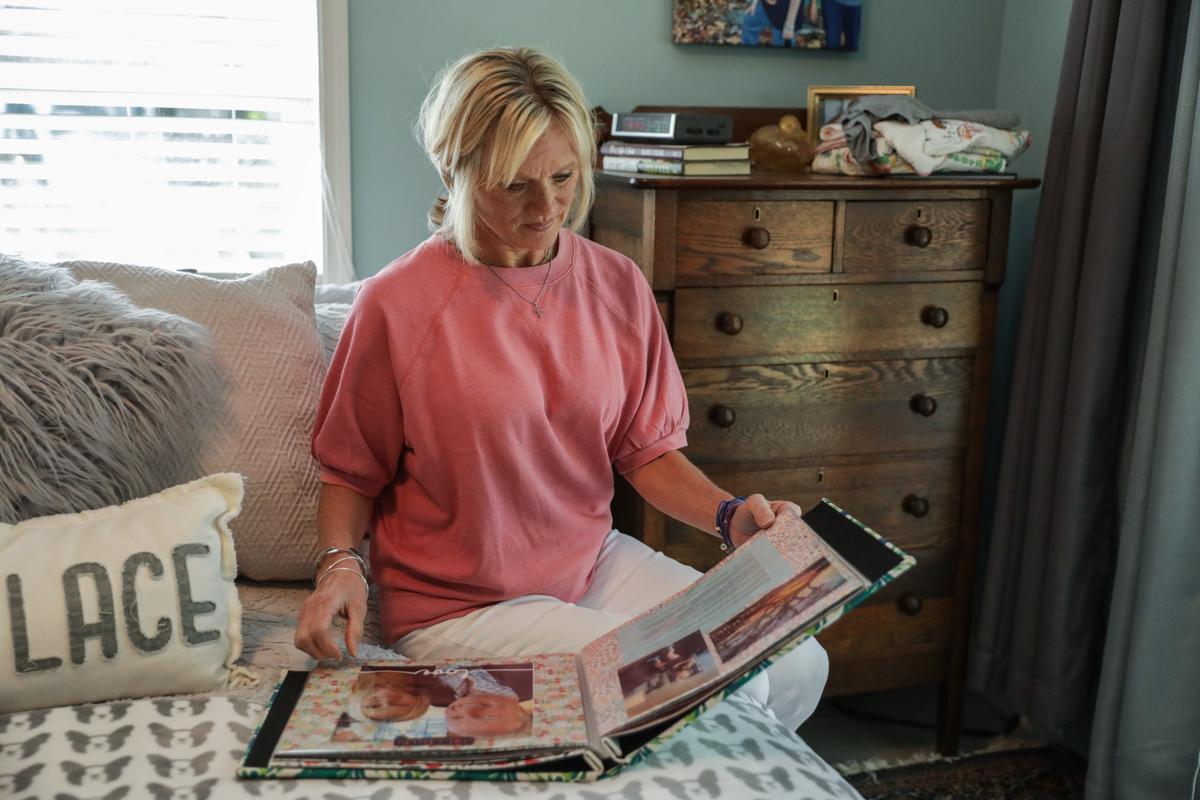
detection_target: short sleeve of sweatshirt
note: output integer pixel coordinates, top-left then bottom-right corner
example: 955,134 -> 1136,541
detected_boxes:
311,281 -> 405,497
608,259 -> 690,475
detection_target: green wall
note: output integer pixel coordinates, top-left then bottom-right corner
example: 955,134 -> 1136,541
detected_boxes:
347,0 -> 1021,273
981,0 -> 1072,538
345,0 -> 1071,573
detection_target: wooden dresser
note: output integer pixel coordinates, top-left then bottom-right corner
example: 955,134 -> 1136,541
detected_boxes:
591,170 -> 1038,752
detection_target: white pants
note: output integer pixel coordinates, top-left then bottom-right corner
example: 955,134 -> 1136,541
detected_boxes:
394,530 -> 829,731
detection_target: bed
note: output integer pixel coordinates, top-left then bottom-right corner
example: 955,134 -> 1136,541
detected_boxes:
0,582 -> 865,799
0,264 -> 863,798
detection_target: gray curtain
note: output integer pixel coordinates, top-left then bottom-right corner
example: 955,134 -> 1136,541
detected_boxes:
1087,2 -> 1200,795
971,0 -> 1199,793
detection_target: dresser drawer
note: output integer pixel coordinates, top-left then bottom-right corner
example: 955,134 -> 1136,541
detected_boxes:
663,506 -> 955,585
658,458 -> 962,572
672,282 -> 982,364
818,597 -> 952,694
843,200 -> 990,272
657,455 -> 955,568
713,459 -> 961,551
675,199 -> 834,279
683,358 -> 973,463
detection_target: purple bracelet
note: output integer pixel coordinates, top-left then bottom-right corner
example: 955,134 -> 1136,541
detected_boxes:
715,496 -> 746,552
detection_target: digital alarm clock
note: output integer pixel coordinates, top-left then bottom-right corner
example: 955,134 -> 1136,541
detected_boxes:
610,112 -> 733,143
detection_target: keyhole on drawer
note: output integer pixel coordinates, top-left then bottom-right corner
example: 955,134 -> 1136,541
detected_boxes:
822,366 -> 829,379
817,468 -> 825,484
917,206 -> 927,222
753,206 -> 762,221
832,289 -> 840,303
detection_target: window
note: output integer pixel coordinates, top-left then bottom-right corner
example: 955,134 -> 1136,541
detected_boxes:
0,0 -> 352,278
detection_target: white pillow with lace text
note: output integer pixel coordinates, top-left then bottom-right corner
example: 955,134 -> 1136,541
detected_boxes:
0,474 -> 244,713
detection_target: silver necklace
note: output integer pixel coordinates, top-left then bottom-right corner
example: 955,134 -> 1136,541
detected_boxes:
485,250 -> 554,317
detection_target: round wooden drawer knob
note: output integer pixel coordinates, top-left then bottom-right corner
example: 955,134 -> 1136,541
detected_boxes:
902,494 -> 930,518
905,225 -> 933,248
921,305 -> 949,328
898,593 -> 923,616
716,312 -> 744,335
744,226 -> 771,249
910,394 -> 938,417
710,405 -> 736,428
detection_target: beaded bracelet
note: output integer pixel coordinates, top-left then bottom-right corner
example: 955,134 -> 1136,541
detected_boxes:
715,496 -> 746,552
312,546 -> 368,588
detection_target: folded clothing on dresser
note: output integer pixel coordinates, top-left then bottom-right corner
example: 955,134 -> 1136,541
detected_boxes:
812,94 -> 1031,176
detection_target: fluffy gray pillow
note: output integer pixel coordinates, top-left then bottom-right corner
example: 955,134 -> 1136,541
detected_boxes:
0,256 -> 223,523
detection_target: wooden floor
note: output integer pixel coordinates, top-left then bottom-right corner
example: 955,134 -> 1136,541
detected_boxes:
801,685 -> 1049,772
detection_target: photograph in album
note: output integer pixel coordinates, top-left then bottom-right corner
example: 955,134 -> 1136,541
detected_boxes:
710,556 -> 849,663
617,631 -> 718,717
331,663 -> 536,746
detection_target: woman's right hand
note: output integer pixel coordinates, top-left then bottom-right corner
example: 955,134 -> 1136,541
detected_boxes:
294,566 -> 368,660
297,484 -> 376,660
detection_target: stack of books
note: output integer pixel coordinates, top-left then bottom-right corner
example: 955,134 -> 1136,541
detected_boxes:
600,140 -> 751,177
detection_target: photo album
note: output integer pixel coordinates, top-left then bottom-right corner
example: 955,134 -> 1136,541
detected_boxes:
239,499 -> 914,782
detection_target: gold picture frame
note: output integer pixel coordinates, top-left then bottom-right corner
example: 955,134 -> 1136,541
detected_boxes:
806,85 -> 916,144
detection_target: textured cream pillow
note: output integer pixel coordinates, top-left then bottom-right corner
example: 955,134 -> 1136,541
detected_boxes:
66,262 -> 324,579
0,474 -> 243,713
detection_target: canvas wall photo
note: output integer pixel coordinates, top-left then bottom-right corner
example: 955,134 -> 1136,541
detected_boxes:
673,0 -> 862,51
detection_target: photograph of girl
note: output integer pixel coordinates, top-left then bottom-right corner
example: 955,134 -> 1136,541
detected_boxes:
333,663 -> 535,744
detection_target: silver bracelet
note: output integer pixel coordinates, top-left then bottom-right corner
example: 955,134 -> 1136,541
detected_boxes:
312,546 -> 367,588
322,555 -> 364,576
315,566 -> 369,593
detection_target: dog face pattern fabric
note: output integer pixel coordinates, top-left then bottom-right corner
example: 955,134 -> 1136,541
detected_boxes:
0,695 -> 863,799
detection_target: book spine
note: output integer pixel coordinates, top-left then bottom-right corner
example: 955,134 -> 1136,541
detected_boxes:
600,142 -> 684,160
602,156 -> 683,175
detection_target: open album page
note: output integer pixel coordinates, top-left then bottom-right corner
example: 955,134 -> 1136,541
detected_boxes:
580,508 -> 866,735
271,654 -> 592,763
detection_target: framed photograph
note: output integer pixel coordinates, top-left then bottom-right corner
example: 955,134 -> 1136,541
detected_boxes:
673,0 -> 863,51
806,85 -> 916,144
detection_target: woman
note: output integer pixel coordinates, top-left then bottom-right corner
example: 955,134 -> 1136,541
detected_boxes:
294,47 -> 828,732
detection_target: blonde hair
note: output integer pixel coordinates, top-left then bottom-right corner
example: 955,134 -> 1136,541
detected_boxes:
416,47 -> 596,264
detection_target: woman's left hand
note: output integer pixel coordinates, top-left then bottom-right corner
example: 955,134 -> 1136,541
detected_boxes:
729,495 -> 802,548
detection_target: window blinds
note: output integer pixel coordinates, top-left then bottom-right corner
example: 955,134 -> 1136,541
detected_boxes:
0,1 -> 323,273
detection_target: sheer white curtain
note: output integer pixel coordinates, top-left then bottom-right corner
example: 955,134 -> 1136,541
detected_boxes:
317,0 -> 354,283
0,0 -> 353,280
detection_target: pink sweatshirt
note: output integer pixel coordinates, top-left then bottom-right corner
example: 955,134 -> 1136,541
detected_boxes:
312,232 -> 689,641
